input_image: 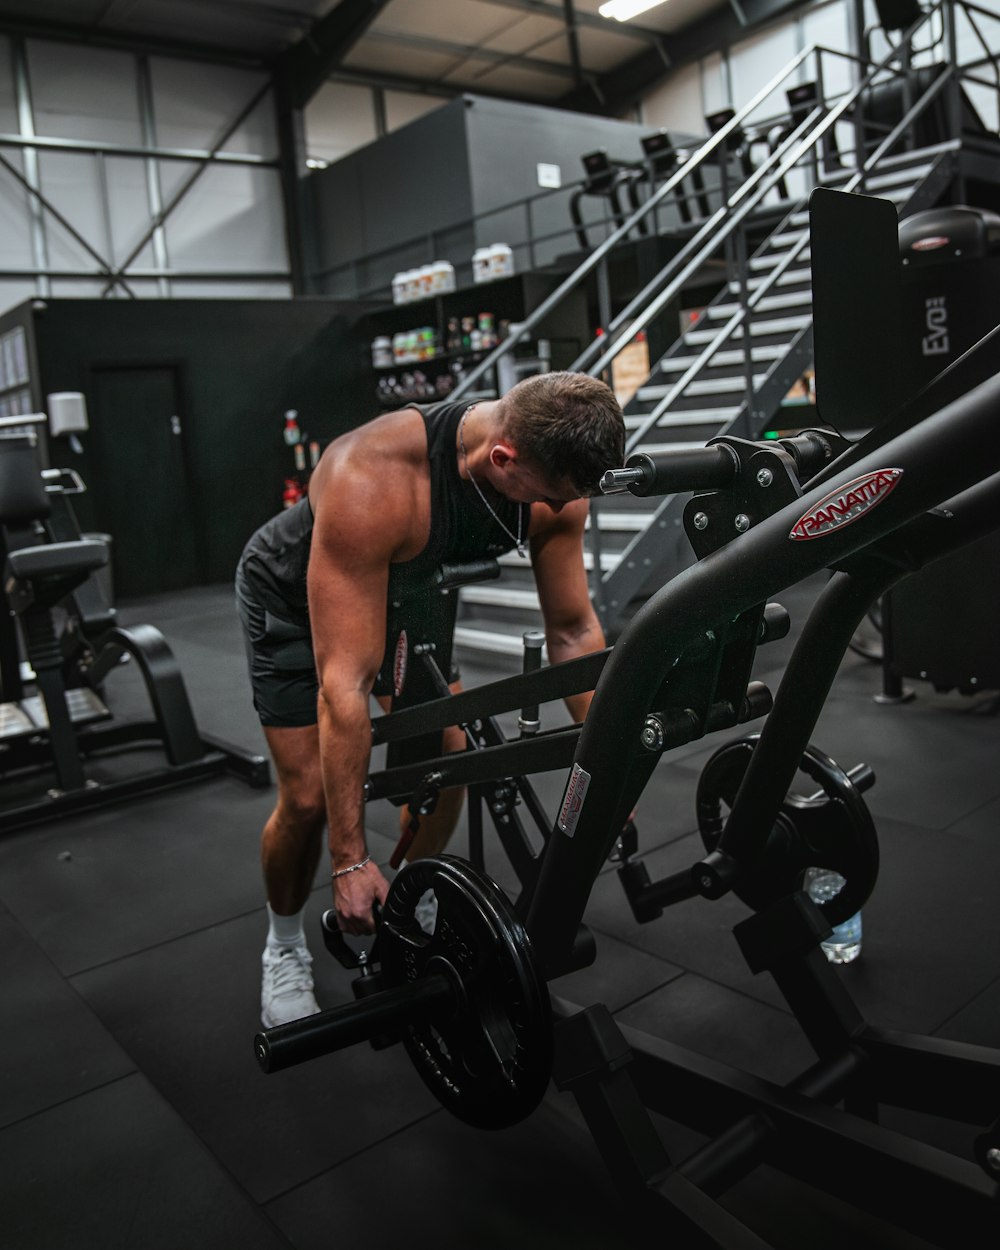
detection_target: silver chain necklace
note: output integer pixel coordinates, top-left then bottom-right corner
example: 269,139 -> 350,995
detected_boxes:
458,404 -> 527,558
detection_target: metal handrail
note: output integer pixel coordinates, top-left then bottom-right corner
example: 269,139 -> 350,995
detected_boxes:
449,43 -> 819,401
573,8 -> 944,391
618,57 -> 960,456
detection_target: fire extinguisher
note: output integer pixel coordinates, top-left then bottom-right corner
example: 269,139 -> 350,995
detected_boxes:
282,477 -> 303,509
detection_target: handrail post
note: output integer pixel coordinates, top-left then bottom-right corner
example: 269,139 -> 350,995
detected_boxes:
944,0 -> 967,199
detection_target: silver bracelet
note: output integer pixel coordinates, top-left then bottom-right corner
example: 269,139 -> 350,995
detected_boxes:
331,854 -> 371,879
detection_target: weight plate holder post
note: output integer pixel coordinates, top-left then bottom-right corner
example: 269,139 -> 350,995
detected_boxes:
254,855 -> 554,1130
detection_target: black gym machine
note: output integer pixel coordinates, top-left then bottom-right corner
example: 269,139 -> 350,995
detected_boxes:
254,191 -> 1000,1246
0,416 -> 269,831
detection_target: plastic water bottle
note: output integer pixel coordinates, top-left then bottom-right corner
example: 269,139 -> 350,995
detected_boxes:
805,867 -> 862,964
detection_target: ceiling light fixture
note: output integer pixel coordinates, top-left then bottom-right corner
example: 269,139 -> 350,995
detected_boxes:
598,0 -> 670,21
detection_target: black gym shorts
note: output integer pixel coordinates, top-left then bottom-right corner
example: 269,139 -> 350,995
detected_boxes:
235,562 -> 320,728
235,563 -> 461,729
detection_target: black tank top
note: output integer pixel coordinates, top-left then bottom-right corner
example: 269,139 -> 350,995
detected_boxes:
238,399 -> 529,624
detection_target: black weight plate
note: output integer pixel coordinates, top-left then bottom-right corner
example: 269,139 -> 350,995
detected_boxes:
697,734 -> 879,925
379,855 -> 552,1130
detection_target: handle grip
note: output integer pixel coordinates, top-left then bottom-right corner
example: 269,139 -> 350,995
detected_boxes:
255,973 -> 453,1073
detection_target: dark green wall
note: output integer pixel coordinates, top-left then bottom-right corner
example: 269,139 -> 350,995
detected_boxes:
4,297 -> 376,596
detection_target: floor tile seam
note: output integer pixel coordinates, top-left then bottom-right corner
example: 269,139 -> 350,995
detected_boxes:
929,969 -> 1000,1037
65,902 -> 268,978
1,1053 -> 299,1248
259,1107 -> 443,1207
0,1069 -> 137,1136
941,791 -> 1000,834
618,961 -> 803,1024
581,920 -> 797,1011
584,921 -> 803,1018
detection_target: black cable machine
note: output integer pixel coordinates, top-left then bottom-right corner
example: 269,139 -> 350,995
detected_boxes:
253,191 -> 1000,1247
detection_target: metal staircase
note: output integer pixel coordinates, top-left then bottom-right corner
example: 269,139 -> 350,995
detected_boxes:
451,0 -> 1000,658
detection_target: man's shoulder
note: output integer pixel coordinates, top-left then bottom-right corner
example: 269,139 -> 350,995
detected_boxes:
309,407 -> 431,558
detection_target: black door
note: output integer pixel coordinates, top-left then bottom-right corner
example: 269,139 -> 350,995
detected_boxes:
89,365 -> 201,598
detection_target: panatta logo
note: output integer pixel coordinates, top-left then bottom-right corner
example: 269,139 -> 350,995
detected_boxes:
789,469 -> 903,541
557,763 -> 591,837
922,296 -> 949,356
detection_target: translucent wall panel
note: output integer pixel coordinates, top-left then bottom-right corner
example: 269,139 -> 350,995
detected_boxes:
0,150 -> 33,269
385,90 -> 445,134
701,52 -> 728,119
730,22 -> 800,123
642,61 -> 706,138
163,164 -> 288,272
305,82 -> 377,163
0,282 -> 35,321
104,156 -> 160,270
150,58 -> 277,158
27,40 -> 143,146
955,0 -> 1000,132
37,151 -> 110,271
802,1 -> 853,99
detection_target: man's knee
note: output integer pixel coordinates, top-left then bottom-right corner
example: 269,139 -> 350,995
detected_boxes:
275,764 -> 327,833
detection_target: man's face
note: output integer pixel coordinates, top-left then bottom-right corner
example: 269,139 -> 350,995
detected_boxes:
497,456 -> 579,512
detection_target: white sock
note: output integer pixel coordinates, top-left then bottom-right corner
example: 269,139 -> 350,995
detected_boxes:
267,903 -> 307,950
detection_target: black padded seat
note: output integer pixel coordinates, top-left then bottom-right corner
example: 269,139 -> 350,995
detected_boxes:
7,539 -> 107,584
6,538 -> 108,615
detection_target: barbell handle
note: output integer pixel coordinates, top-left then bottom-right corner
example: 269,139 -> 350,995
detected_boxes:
600,445 -> 739,498
255,972 -> 453,1073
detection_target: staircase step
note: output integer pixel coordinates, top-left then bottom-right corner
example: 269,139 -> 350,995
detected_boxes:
586,510 -> 655,532
728,267 -> 811,295
708,291 -> 811,317
635,439 -> 724,455
749,248 -> 810,270
625,408 -> 738,429
455,625 -> 541,659
822,161 -> 935,193
460,584 -> 541,611
498,548 -> 620,573
683,315 -> 810,345
786,176 -> 924,229
637,376 -> 766,401
657,345 -> 785,372
769,228 -> 811,249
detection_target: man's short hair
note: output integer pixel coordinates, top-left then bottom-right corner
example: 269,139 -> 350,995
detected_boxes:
496,371 -> 625,496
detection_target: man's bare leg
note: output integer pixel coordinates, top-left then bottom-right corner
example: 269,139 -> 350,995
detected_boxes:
261,723 -> 326,912
259,722 -> 327,1027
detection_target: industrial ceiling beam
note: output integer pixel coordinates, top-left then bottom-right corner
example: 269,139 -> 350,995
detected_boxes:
275,0 -> 391,110
356,26 -> 577,82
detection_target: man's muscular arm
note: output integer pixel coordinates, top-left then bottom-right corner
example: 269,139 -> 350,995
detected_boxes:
529,498 -> 607,723
308,467 -> 405,934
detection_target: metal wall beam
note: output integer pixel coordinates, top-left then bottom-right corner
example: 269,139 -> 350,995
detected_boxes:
0,14 -> 266,70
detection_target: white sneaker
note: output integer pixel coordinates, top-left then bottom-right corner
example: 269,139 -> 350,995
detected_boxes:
261,944 -> 320,1029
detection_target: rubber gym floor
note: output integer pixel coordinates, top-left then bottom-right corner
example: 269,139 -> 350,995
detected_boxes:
1,574 -> 998,1250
